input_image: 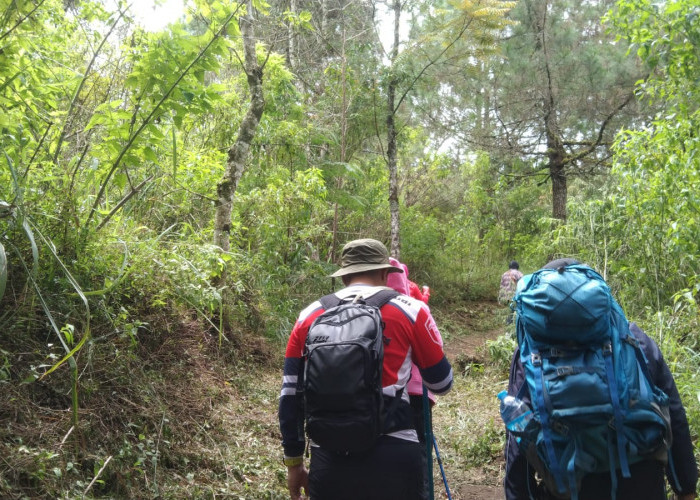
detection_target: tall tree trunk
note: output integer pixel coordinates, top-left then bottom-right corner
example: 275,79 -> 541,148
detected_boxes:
387,0 -> 401,259
286,0 -> 297,69
545,104 -> 567,221
537,0 -> 567,221
331,19 -> 350,263
213,2 -> 265,252
549,137 -> 567,221
476,61 -> 491,136
321,0 -> 329,40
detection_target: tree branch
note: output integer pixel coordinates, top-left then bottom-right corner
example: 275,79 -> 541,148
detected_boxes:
394,13 -> 474,114
52,9 -> 126,164
85,4 -> 242,230
565,93 -> 634,165
0,0 -> 48,43
95,175 -> 154,231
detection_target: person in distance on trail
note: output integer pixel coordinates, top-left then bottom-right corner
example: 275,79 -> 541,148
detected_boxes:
499,260 -> 524,305
499,260 -> 524,324
503,258 -> 698,500
386,257 -> 439,444
278,239 -> 453,500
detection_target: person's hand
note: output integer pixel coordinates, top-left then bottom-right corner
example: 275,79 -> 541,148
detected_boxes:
286,463 -> 309,500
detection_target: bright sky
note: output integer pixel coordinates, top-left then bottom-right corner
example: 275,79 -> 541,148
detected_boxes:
128,0 -> 185,32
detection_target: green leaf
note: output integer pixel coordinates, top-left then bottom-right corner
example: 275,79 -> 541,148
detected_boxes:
125,74 -> 141,88
143,146 -> 158,163
61,324 -> 75,346
114,172 -> 127,190
0,242 -> 7,301
84,113 -> 107,131
21,218 -> 38,279
105,139 -> 122,157
2,147 -> 21,200
146,123 -> 165,140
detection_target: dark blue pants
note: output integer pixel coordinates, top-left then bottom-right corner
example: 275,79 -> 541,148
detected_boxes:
308,435 -> 427,500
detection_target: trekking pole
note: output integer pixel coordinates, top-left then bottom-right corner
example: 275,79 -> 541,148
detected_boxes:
423,385 -> 434,500
432,435 -> 453,500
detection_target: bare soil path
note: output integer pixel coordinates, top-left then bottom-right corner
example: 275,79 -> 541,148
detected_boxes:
213,300 -> 512,499
429,300 -> 510,500
439,301 -> 507,360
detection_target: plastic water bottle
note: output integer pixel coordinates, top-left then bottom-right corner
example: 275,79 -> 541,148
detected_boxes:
498,390 -> 534,444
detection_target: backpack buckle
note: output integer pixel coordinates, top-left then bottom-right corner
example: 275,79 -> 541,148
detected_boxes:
556,366 -> 574,377
549,347 -> 565,357
552,420 -> 569,435
624,336 -> 639,348
603,342 -> 613,355
531,353 -> 542,366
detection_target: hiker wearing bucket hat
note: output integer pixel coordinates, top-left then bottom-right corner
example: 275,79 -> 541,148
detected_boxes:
329,238 -> 404,277
279,239 -> 453,500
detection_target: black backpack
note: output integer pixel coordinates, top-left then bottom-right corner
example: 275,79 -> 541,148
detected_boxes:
302,289 -> 399,454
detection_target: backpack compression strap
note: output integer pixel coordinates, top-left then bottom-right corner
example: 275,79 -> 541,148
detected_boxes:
529,351 -> 567,496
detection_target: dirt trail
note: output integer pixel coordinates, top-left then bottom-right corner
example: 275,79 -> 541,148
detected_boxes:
216,300 -> 511,499
440,300 -> 508,365
432,300 -> 509,500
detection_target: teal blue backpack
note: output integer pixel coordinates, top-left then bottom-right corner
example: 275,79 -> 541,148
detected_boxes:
513,264 -> 671,500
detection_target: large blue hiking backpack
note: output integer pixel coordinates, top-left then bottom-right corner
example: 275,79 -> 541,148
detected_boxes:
512,264 -> 672,500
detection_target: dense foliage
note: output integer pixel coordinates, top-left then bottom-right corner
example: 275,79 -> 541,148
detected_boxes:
0,0 -> 698,497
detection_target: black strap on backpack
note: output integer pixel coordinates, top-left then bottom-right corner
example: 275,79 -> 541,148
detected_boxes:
318,287 -> 399,312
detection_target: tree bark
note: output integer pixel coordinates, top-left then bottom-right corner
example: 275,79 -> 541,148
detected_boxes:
537,0 -> 567,221
545,104 -> 568,221
331,17 -> 350,263
286,0 -> 297,69
213,2 -> 265,252
387,0 -> 401,259
548,136 -> 567,221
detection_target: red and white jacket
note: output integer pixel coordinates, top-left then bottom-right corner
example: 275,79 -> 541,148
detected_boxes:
279,284 -> 453,457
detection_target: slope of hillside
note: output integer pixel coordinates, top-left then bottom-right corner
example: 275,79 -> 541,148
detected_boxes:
1,301 -> 511,499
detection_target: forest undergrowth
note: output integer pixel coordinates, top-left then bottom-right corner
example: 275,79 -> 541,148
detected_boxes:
0,300 -> 513,499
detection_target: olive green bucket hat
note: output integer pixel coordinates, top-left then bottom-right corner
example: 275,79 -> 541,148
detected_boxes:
330,238 -> 404,277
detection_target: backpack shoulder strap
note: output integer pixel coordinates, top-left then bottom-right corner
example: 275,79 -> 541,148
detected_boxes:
318,293 -> 342,310
363,288 -> 400,309
320,289 -> 399,311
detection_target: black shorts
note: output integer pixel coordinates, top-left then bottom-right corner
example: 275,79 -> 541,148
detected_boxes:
308,435 -> 427,500
537,460 -> 667,500
409,394 -> 432,445
578,459 -> 666,500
